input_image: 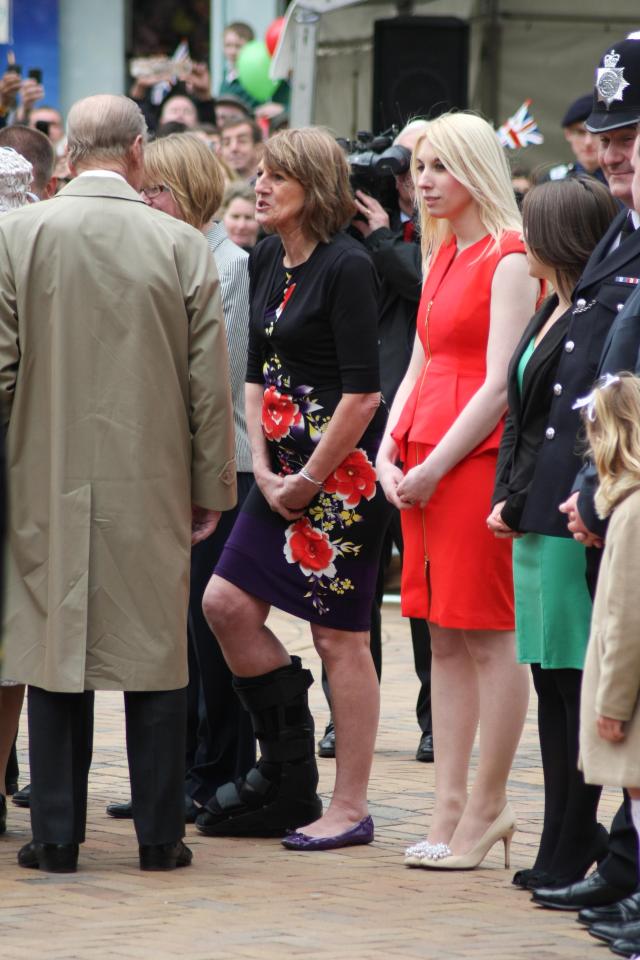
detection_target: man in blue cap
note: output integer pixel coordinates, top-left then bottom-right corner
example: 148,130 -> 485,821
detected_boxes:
548,93 -> 606,183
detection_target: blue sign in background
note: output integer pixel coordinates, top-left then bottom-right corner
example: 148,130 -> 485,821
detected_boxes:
0,0 -> 59,109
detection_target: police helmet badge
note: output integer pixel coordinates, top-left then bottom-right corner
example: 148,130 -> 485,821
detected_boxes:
596,50 -> 630,108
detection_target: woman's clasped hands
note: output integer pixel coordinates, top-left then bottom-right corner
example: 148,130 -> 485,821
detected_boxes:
378,456 -> 442,510
486,500 -> 521,539
256,467 -> 319,521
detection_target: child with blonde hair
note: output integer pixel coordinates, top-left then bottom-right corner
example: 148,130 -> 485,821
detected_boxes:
578,372 -> 640,953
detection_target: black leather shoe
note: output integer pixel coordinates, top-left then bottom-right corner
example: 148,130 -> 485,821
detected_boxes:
317,722 -> 335,759
415,732 -> 434,763
106,795 -> 199,823
0,795 -> 6,835
18,840 -> 79,873
106,799 -> 134,819
579,891 -> 640,926
139,839 -> 192,871
610,937 -> 640,958
531,871 -> 634,910
6,779 -> 18,796
11,783 -> 30,808
512,868 -> 553,890
589,919 -> 640,944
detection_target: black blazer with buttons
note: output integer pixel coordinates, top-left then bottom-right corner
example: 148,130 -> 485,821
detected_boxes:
493,295 -> 572,530
519,209 -> 640,537
574,281 -> 640,536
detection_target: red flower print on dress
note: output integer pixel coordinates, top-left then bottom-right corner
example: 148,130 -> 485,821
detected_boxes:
276,281 -> 296,321
262,385 -> 302,441
323,448 -> 377,508
284,517 -> 337,578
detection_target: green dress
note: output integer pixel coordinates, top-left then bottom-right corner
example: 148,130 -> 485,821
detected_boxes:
512,338 -> 592,669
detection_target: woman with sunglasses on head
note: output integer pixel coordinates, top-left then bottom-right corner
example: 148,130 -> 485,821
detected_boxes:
376,111 -> 539,870
487,176 -> 618,889
137,133 -> 257,816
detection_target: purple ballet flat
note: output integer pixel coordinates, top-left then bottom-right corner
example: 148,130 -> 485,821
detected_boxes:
281,815 -> 374,851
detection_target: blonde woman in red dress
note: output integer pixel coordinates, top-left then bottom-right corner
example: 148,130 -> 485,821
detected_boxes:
376,112 -> 539,870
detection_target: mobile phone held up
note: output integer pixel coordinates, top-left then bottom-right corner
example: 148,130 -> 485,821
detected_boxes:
28,68 -> 43,84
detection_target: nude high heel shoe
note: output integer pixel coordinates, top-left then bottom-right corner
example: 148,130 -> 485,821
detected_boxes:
406,803 -> 516,871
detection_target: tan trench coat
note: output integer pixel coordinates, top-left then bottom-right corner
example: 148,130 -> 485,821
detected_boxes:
580,487 -> 640,788
0,176 -> 236,693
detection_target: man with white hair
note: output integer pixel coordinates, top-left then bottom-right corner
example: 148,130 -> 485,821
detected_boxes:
0,94 -> 236,873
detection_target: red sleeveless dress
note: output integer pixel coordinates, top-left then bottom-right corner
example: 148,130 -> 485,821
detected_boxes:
392,231 -> 524,628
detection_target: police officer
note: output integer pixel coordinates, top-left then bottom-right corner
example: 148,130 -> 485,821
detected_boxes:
547,93 -> 606,184
520,34 -> 640,915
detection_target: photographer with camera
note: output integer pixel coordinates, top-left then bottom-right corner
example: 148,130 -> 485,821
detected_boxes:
318,120 -> 434,764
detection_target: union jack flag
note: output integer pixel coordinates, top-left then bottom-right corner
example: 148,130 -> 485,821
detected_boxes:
497,100 -> 544,150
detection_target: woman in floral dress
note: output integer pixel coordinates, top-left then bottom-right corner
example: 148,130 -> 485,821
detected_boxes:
196,127 -> 391,850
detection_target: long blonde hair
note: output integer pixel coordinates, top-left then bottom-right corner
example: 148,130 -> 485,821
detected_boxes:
411,111 -> 521,270
584,373 -> 640,518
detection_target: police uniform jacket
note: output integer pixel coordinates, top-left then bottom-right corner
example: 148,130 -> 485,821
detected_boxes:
519,209 -> 640,537
574,282 -> 640,536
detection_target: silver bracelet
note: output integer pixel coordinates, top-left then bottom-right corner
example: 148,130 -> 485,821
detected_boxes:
299,466 -> 323,488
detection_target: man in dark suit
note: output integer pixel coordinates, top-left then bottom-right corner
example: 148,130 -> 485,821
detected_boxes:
519,36 -> 640,916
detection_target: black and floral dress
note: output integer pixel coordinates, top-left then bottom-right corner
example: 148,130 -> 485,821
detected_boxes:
214,232 -> 391,631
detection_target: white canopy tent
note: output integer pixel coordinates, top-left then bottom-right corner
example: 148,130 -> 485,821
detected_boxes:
271,0 -> 640,170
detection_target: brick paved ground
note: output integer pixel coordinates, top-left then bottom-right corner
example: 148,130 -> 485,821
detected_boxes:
0,604 -> 621,960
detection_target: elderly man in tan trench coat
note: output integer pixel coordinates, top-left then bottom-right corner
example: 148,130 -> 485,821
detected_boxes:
0,94 -> 237,873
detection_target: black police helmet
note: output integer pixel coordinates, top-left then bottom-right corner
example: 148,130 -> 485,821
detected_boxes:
586,35 -> 640,133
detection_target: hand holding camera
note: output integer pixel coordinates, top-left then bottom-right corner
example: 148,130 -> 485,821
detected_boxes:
184,62 -> 211,101
352,190 -> 391,237
0,71 -> 21,112
0,59 -> 44,120
16,75 -> 45,122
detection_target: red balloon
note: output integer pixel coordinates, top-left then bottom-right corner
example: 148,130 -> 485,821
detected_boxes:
265,16 -> 286,57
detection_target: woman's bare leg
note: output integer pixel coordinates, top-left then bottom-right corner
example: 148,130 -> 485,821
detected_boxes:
298,625 -> 378,837
0,685 -> 25,794
425,625 -> 479,844
446,628 -> 529,854
202,574 -> 289,676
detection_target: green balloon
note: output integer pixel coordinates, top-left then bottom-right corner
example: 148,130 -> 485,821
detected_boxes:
237,40 -> 278,102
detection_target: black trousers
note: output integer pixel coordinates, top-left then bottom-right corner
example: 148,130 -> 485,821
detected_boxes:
584,545 -> 639,890
28,685 -> 186,846
531,664 -> 602,875
322,509 -> 432,736
7,738 -> 19,786
185,472 -> 255,805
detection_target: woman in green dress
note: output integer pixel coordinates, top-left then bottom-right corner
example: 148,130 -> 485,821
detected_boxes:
487,176 -> 618,890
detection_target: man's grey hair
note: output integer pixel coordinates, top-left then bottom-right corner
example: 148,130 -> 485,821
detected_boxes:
66,94 -> 147,167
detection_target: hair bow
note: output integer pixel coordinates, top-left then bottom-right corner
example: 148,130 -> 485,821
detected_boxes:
572,373 -> 621,421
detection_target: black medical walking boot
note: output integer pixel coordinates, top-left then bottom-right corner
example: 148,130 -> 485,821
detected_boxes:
196,656 -> 323,837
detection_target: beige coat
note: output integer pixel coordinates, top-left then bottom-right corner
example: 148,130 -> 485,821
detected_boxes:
0,176 -> 236,693
580,487 -> 640,787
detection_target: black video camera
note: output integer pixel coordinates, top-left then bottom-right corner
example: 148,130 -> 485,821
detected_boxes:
338,128 -> 412,214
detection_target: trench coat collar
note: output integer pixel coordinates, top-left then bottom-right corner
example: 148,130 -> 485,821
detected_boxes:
55,175 -> 146,205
